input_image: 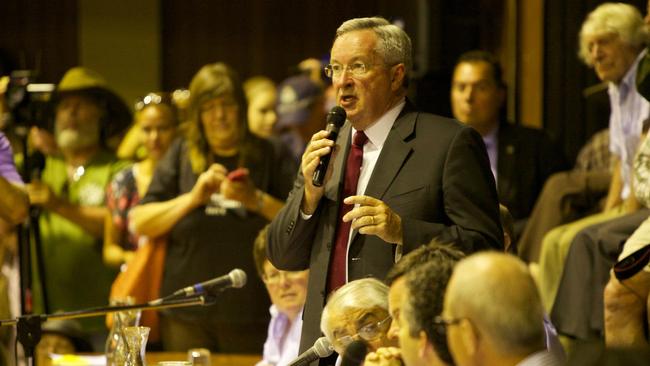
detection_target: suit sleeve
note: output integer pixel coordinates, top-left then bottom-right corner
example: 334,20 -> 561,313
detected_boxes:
401,126 -> 504,253
266,168 -> 321,271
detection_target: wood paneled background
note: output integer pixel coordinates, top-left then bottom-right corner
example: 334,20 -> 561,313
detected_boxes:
1,0 -> 648,162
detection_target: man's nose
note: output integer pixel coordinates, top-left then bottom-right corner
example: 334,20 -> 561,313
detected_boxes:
66,102 -> 80,116
591,44 -> 603,61
277,273 -> 293,287
386,320 -> 399,340
334,70 -> 353,89
149,129 -> 159,141
267,111 -> 277,125
463,86 -> 475,102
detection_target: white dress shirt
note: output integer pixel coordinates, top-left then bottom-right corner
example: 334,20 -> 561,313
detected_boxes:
257,306 -> 303,366
608,49 -> 650,200
345,99 -> 406,281
299,99 -> 407,282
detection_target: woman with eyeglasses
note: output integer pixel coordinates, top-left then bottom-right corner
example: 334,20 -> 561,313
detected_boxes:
321,278 -> 396,362
103,93 -> 179,267
129,63 -> 296,352
253,225 -> 309,366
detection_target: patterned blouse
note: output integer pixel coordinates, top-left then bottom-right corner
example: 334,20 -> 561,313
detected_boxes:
106,165 -> 140,251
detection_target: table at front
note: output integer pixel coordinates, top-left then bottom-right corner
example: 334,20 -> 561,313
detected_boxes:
46,352 -> 261,366
147,352 -> 261,366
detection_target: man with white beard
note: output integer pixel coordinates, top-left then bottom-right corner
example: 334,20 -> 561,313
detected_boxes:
26,67 -> 130,345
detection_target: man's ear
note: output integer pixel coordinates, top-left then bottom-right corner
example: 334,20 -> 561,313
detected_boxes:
459,319 -> 479,357
390,63 -> 406,91
417,330 -> 429,359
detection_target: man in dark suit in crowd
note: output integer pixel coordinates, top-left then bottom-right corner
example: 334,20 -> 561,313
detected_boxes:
267,17 -> 503,357
450,51 -> 568,239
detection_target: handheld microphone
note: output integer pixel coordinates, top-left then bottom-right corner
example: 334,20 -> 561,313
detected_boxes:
172,268 -> 247,297
341,340 -> 368,366
312,106 -> 347,187
287,337 -> 333,366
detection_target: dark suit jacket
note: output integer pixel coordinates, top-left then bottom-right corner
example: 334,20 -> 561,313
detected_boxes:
267,102 -> 503,354
496,122 -> 568,233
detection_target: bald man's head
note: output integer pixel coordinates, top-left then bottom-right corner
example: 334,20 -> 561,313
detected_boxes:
444,252 -> 545,358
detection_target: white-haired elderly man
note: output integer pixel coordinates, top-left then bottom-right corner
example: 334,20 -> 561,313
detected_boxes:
603,0 -> 650,348
443,252 -> 561,366
536,2 -> 650,336
321,278 -> 396,363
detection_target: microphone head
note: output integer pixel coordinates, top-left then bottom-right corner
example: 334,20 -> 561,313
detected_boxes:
313,337 -> 334,358
341,340 -> 368,366
326,106 -> 346,127
228,269 -> 247,288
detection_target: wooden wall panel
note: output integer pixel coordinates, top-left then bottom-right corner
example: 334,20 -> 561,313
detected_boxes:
0,0 -> 78,84
161,0 -> 418,88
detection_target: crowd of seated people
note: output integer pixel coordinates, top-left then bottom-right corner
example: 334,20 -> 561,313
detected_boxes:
2,5 -> 650,366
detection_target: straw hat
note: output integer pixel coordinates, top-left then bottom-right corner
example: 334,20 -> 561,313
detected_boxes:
54,67 -> 132,142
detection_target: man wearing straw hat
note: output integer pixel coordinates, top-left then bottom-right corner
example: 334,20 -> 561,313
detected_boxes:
26,67 -> 130,342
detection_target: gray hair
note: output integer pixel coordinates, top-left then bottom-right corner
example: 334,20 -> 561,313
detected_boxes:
335,17 -> 412,87
320,278 -> 389,341
446,253 -> 546,356
578,2 -> 648,66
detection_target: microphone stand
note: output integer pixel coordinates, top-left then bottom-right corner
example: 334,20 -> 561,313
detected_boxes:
0,294 -> 217,366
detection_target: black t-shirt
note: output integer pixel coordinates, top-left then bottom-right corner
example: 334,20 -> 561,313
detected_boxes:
140,137 -> 297,327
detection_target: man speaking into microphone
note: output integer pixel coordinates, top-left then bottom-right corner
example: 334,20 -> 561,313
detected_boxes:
267,17 -> 503,359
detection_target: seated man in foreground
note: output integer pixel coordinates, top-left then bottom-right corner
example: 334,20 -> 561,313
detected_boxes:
443,252 -> 560,366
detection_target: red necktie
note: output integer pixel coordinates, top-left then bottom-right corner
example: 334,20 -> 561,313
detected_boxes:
327,130 -> 368,293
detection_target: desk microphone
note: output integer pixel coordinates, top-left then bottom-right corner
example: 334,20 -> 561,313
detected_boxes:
287,337 -> 333,366
150,269 -> 246,305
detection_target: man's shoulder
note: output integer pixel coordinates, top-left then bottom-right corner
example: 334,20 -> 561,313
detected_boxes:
499,122 -> 551,142
407,109 -> 463,126
399,109 -> 468,136
405,111 -> 482,150
44,155 -> 66,171
90,149 -> 130,169
397,99 -> 467,134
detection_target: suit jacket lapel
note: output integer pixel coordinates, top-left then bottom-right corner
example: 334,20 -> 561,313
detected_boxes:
364,113 -> 416,199
351,104 -> 416,242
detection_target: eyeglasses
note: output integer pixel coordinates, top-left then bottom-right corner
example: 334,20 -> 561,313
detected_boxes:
432,315 -> 463,337
324,62 -> 371,79
335,316 -> 392,348
262,270 -> 305,285
199,98 -> 239,114
135,92 -> 175,111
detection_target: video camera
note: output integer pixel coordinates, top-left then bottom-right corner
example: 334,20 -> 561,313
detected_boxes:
3,70 -> 55,133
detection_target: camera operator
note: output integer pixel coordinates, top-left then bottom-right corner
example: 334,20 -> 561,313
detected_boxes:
24,67 -> 130,346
